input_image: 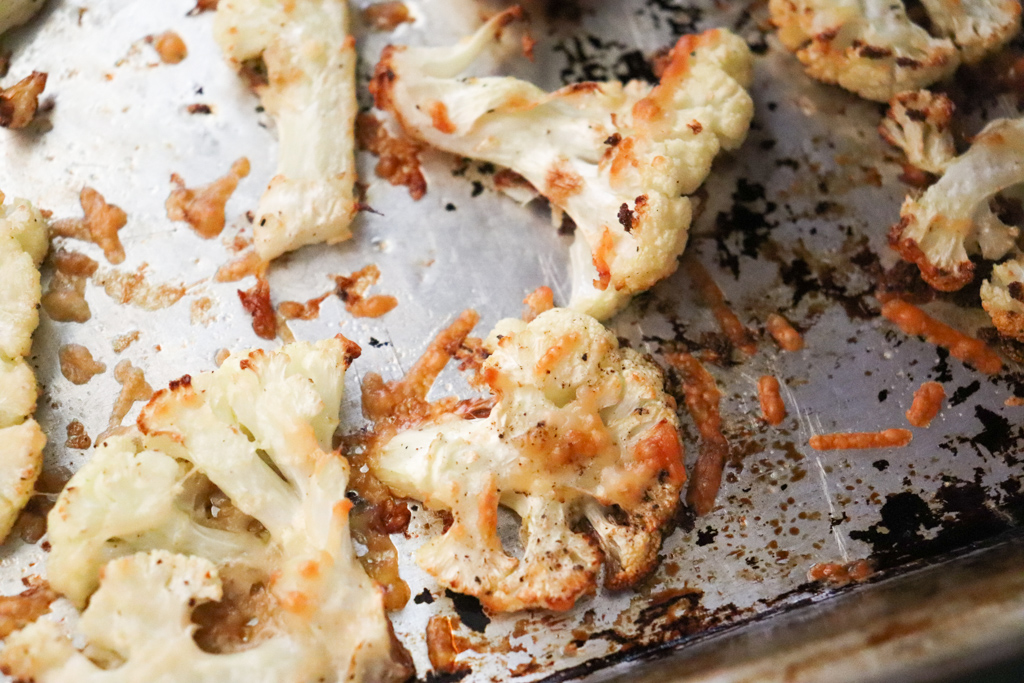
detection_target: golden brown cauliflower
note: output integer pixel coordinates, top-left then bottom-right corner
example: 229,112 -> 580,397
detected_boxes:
371,308 -> 686,612
770,0 -> 1021,102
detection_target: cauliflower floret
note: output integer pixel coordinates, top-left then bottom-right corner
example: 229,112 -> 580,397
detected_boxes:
920,0 -> 1023,65
890,117 -> 1024,291
213,0 -> 358,261
770,0 -> 959,102
981,255 -> 1024,341
771,0 -> 1021,102
1,551 -> 318,683
0,0 -> 45,35
370,9 -> 754,320
879,90 -> 956,174
0,192 -> 47,541
19,338 -> 413,683
372,308 -> 686,611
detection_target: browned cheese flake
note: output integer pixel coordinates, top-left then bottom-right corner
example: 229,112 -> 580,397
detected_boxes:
58,344 -> 106,385
0,71 -> 47,129
51,187 -> 128,265
166,158 -> 250,239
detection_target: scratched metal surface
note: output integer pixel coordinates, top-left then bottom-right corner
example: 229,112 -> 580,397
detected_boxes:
0,0 -> 1023,681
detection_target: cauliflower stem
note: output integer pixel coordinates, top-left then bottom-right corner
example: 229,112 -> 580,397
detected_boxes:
214,0 -> 358,260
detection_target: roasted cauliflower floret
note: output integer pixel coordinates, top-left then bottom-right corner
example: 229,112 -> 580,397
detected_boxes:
921,0 -> 1023,65
370,9 -> 753,320
0,192 -> 47,541
16,338 -> 413,683
372,308 -> 686,612
214,0 -> 358,261
0,0 -> 45,35
890,117 -> 1024,291
981,255 -> 1024,341
1,551 -> 318,683
770,0 -> 1021,102
879,90 -> 956,174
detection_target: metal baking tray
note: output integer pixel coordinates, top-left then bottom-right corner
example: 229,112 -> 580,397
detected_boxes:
1,0 -> 1022,681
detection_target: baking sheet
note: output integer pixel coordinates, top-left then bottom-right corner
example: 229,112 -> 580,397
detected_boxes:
1,0 -> 1023,681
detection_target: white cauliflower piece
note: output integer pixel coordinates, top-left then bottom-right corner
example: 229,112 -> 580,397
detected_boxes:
371,9 -> 754,320
770,0 -> 960,101
214,0 -> 358,260
0,0 -> 45,35
879,90 -> 957,174
24,338 -> 413,683
373,308 -> 686,612
0,420 -> 45,540
771,0 -> 1021,102
1,551 -> 317,683
0,191 -> 47,541
890,117 -> 1024,291
981,255 -> 1024,341
920,0 -> 1023,65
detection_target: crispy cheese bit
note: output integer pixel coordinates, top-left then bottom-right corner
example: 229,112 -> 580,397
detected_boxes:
58,344 -> 106,385
905,381 -> 945,428
0,580 -> 57,639
809,428 -> 913,451
523,285 -> 554,322
362,2 -> 412,31
216,250 -> 267,283
0,71 -> 46,129
166,158 -> 250,239
881,299 -> 1003,375
348,462 -> 412,610
51,187 -> 128,265
807,559 -> 873,586
363,309 -> 480,423
187,0 -> 218,14
765,313 -> 803,351
668,352 -> 729,516
149,31 -> 187,64
278,292 -> 330,321
426,616 -> 466,674
108,360 -> 153,429
65,420 -> 91,450
687,256 -> 757,356
238,276 -> 276,340
355,113 -> 426,200
333,264 -> 398,318
758,375 -> 786,426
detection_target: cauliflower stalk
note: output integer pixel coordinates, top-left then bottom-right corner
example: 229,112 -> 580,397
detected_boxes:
981,255 -> 1024,341
370,9 -> 754,320
214,0 -> 358,261
890,117 -> 1024,291
372,308 -> 686,612
770,0 -> 1021,102
0,192 -> 48,541
2,338 -> 413,683
879,90 -> 956,174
